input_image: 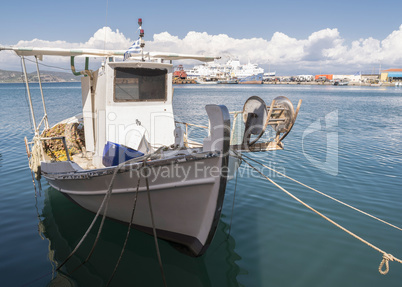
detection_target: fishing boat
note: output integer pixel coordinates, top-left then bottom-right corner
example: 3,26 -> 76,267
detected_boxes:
0,23 -> 300,257
217,78 -> 238,84
333,79 -> 349,86
3,46 -> 230,256
370,81 -> 382,87
195,78 -> 218,84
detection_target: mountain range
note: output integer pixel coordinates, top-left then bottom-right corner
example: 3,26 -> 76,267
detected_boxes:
0,69 -> 79,83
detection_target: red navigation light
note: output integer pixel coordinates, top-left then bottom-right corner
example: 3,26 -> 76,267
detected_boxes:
140,29 -> 144,37
138,18 -> 142,26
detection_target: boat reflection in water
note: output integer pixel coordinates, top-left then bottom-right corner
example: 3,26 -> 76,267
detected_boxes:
39,187 -> 242,286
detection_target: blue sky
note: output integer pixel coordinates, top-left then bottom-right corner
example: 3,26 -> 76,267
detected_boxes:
2,0 -> 401,42
1,0 -> 402,74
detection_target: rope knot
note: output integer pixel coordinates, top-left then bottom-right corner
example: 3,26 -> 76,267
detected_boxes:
379,253 -> 395,275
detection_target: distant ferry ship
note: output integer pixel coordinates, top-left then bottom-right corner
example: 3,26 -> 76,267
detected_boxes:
238,73 -> 264,84
186,61 -> 223,79
186,59 -> 267,81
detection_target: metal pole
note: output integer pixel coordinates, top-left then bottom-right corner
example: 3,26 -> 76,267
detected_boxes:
35,56 -> 49,129
21,56 -> 38,133
61,137 -> 71,161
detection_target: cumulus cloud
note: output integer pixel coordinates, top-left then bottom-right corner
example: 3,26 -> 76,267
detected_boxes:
83,27 -> 132,50
141,26 -> 402,73
13,27 -> 131,50
0,27 -> 132,70
303,28 -> 343,61
146,26 -> 402,73
2,25 -> 402,74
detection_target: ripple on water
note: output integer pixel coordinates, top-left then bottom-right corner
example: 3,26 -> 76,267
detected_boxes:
0,84 -> 401,286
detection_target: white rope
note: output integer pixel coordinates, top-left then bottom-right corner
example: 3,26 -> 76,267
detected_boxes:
241,153 -> 402,232
56,160 -> 119,272
228,160 -> 240,239
106,173 -> 142,286
145,162 -> 168,287
57,147 -> 165,273
235,152 -> 402,275
29,137 -> 42,180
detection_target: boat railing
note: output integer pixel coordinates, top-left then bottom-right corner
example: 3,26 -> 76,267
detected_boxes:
175,121 -> 208,148
175,96 -> 301,152
175,121 -> 208,132
175,113 -> 245,148
175,114 -> 243,147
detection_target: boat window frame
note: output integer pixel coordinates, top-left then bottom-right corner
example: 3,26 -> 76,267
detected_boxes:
113,67 -> 168,103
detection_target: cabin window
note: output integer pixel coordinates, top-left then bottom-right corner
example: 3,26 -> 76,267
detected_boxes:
114,67 -> 167,102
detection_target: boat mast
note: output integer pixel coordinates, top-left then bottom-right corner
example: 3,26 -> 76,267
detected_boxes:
21,56 -> 38,134
35,56 -> 49,130
138,18 -> 145,61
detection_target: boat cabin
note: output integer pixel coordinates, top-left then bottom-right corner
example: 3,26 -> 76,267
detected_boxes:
81,60 -> 175,167
0,45 -> 222,171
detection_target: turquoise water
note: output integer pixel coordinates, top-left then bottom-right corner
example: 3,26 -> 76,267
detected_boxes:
0,82 -> 401,286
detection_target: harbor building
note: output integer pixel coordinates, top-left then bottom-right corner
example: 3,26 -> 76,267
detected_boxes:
380,69 -> 402,82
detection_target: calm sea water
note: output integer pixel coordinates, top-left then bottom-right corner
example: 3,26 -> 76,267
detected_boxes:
0,82 -> 401,287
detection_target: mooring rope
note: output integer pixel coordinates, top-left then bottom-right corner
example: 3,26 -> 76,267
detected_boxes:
57,147 -> 165,273
227,160 -> 241,239
144,162 -> 168,287
56,161 -> 120,272
68,166 -> 116,274
240,153 -> 402,232
106,175 -> 142,286
233,151 -> 402,275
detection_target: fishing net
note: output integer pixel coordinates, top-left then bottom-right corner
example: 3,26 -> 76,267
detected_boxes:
41,123 -> 85,161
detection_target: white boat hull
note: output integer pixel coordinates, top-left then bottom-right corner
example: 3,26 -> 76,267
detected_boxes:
44,152 -> 228,256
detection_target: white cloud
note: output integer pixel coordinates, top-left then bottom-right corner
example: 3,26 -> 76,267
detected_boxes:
83,27 -> 132,50
380,24 -> 402,63
2,25 -> 402,74
144,26 -> 402,73
0,27 -> 132,71
303,28 -> 343,61
267,32 -> 304,63
13,27 -> 132,50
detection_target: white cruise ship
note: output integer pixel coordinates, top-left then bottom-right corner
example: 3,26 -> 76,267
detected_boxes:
186,59 -> 265,80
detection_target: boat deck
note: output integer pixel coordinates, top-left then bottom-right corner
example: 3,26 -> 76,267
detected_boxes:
71,152 -> 96,170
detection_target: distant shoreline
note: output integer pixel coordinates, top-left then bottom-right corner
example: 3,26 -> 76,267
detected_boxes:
0,80 -> 80,84
173,81 -> 396,86
0,69 -> 80,83
262,81 -> 395,86
1,80 -> 396,87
